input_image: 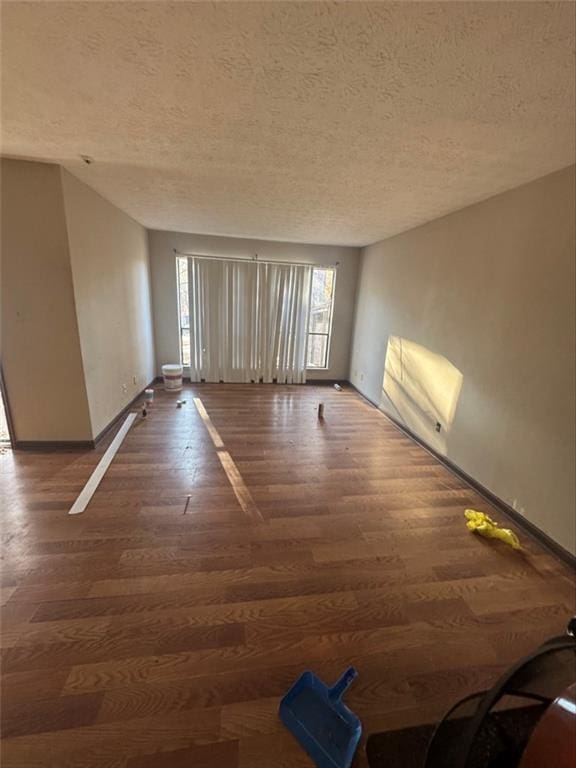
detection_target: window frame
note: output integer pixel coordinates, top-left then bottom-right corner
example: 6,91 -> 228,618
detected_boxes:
177,256 -> 337,372
176,257 -> 191,367
306,266 -> 337,371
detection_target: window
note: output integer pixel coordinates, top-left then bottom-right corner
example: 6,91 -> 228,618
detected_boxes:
307,267 -> 336,369
177,256 -> 336,373
176,257 -> 190,366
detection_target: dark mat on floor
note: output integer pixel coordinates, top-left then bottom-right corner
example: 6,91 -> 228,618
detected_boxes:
365,705 -> 546,768
366,722 -> 435,768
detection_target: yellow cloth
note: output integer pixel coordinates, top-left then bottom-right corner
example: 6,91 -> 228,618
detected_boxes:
464,509 -> 521,550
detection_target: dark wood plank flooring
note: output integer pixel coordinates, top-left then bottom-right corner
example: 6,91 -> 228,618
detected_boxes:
1,384 -> 574,767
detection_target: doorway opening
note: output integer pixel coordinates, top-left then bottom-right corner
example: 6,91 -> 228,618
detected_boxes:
0,375 -> 13,449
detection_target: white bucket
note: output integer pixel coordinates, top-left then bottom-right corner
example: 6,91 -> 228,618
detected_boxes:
162,364 -> 183,392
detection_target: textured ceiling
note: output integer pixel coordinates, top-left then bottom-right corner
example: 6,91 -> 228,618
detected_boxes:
2,2 -> 575,246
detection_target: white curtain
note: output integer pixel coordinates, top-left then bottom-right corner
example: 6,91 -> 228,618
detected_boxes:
188,257 -> 312,384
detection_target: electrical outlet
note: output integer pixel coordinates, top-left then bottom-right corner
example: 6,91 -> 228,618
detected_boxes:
435,422 -> 441,432
360,373 -> 364,382
133,376 -> 137,385
122,383 -> 127,394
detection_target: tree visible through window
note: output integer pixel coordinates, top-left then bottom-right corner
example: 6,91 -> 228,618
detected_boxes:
307,267 -> 335,369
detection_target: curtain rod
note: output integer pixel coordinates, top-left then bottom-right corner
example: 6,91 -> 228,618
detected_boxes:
173,249 -> 338,269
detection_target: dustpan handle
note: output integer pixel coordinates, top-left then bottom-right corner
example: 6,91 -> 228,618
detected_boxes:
329,667 -> 358,701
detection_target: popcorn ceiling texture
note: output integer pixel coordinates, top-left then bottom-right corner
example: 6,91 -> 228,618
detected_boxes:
2,1 -> 574,246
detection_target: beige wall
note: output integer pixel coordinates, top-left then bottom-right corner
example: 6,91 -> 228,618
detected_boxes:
350,166 -> 576,554
61,170 -> 155,438
148,230 -> 360,381
0,159 -> 92,441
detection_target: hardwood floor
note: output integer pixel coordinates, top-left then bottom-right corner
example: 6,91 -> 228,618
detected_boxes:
1,383 -> 573,767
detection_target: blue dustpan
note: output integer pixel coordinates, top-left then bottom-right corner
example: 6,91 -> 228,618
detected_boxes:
279,667 -> 362,768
